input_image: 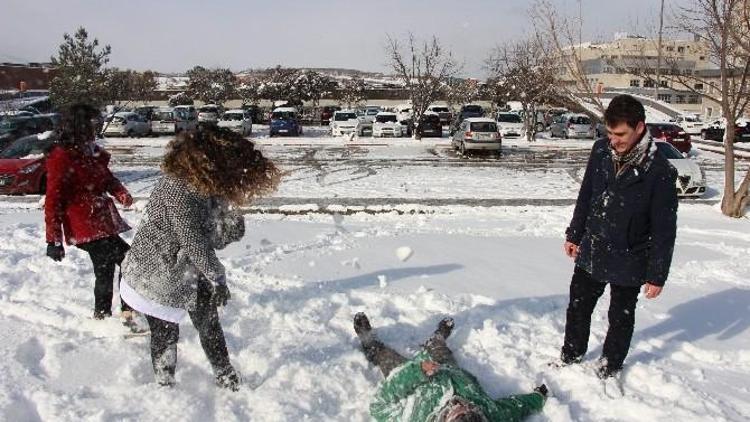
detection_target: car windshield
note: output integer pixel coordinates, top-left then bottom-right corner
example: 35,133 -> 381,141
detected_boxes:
431,107 -> 449,113
335,113 -> 357,121
656,142 -> 684,159
112,116 -> 127,124
569,116 -> 591,125
463,105 -> 483,113
422,115 -> 440,123
649,124 -> 680,132
0,136 -> 53,159
272,111 -> 295,120
366,109 -> 380,115
222,113 -> 244,121
497,114 -> 522,123
199,107 -> 218,113
470,122 -> 497,132
153,112 -> 174,121
376,115 -> 397,123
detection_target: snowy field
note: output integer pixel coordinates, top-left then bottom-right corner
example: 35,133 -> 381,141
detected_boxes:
1,133 -> 749,421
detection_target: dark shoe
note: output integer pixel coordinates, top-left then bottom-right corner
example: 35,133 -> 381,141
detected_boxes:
534,384 -> 549,398
435,317 -> 454,339
216,367 -> 241,392
353,312 -> 372,337
560,352 -> 582,366
93,310 -> 112,320
595,359 -> 621,379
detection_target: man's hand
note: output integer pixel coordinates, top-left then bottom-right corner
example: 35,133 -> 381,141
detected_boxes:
421,360 -> 440,377
563,241 -> 579,259
643,283 -> 663,299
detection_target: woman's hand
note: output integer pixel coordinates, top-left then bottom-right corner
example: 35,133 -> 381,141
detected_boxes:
117,192 -> 133,208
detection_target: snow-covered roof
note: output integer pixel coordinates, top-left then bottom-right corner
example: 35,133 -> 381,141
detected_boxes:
224,109 -> 246,114
273,107 -> 298,112
465,117 -> 496,123
375,112 -> 397,116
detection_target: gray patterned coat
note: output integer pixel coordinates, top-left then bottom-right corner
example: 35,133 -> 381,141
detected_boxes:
122,176 -> 245,310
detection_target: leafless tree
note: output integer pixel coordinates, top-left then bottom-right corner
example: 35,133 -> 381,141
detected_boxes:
530,0 -> 606,117
386,34 -> 460,139
486,37 -> 561,142
444,78 -> 480,109
336,76 -> 367,108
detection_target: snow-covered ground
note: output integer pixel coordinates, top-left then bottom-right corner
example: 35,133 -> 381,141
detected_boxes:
1,133 -> 749,421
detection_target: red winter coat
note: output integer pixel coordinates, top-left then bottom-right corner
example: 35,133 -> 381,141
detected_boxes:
44,143 -> 131,246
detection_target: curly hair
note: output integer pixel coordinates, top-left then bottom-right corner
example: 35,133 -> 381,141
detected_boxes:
162,126 -> 280,205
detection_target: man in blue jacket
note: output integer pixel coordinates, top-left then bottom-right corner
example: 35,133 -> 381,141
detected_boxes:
560,94 -> 678,378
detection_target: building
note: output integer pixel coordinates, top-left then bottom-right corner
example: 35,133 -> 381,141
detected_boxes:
559,33 -> 716,117
0,62 -> 56,93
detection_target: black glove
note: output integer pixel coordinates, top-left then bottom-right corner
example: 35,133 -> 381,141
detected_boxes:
46,243 -> 65,262
212,283 -> 231,307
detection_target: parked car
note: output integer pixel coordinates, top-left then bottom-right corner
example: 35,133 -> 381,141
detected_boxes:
320,105 -> 341,125
241,104 -> 264,125
701,118 -> 750,142
269,107 -> 302,137
134,105 -> 159,122
646,123 -> 692,154
372,112 -> 403,138
426,105 -> 453,126
102,112 -> 150,137
496,112 -> 524,138
673,115 -> 704,135
218,109 -> 253,136
458,104 -> 485,120
150,107 -> 197,135
395,104 -> 414,136
451,118 -> 502,156
549,113 -> 594,139
0,114 -> 57,151
330,110 -> 360,137
417,112 -> 443,137
0,132 -> 54,194
657,141 -> 706,197
173,105 -> 199,122
198,104 -> 222,124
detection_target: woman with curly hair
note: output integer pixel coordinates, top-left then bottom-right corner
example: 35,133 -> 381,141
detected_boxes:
120,126 -> 280,390
44,103 -> 135,322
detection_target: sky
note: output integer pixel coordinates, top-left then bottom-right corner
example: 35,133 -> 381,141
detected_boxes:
1,0 -> 676,78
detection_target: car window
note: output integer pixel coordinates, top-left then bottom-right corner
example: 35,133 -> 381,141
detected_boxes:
497,114 -> 522,123
569,116 -> 590,125
656,142 -> 684,159
470,122 -> 497,132
422,114 -> 440,123
0,136 -> 53,158
334,113 -> 357,121
431,107 -> 449,113
375,115 -> 397,123
154,111 -> 174,121
463,105 -> 483,113
222,113 -> 243,121
272,111 -> 296,120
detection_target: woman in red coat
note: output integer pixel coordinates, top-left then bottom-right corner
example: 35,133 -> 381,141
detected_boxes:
45,103 -> 134,321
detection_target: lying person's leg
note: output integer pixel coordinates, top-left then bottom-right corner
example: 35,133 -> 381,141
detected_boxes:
423,317 -> 456,365
354,312 -> 407,377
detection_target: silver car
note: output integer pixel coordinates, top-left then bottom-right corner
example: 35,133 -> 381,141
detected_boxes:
451,118 -> 502,156
550,113 -> 594,139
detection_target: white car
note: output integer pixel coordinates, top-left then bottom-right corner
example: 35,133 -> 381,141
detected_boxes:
496,112 -> 524,138
330,110 -> 361,136
451,117 -> 502,155
550,113 -> 594,139
102,112 -> 150,137
198,104 -> 222,123
372,112 -> 403,138
657,141 -> 706,197
150,107 -> 197,135
218,109 -> 253,136
426,104 -> 452,126
395,104 -> 413,136
674,115 -> 704,135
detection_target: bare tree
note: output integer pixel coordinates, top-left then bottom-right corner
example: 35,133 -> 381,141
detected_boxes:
486,37 -> 561,142
386,34 -> 460,139
336,76 -> 367,108
531,0 -> 605,117
444,78 -> 480,109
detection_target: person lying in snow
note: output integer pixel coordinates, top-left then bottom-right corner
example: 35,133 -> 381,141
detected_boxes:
120,126 -> 280,390
353,313 -> 547,422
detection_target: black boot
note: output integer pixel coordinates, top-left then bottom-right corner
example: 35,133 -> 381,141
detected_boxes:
534,384 -> 549,398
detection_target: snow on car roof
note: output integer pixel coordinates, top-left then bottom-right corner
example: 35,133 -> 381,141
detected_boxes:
375,112 -> 397,116
273,107 -> 298,112
224,109 -> 245,113
335,110 -> 357,114
423,111 -> 439,116
465,117 -> 496,123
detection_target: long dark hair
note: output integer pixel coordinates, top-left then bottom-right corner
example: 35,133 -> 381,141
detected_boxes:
57,103 -> 100,147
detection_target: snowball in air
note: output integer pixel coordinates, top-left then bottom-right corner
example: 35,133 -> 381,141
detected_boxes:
396,246 -> 413,262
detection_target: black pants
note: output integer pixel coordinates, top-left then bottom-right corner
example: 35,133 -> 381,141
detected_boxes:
77,235 -> 132,315
362,331 -> 456,378
561,266 -> 640,370
145,281 -> 232,384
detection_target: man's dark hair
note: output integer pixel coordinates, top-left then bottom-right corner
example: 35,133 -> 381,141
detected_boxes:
451,411 -> 486,422
604,94 -> 646,129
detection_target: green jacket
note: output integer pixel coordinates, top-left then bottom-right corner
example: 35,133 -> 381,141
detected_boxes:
370,351 -> 545,422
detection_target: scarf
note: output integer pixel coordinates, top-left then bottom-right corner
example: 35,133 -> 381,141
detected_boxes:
609,130 -> 655,176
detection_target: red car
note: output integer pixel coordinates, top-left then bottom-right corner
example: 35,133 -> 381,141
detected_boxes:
646,123 -> 692,154
0,134 -> 53,195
